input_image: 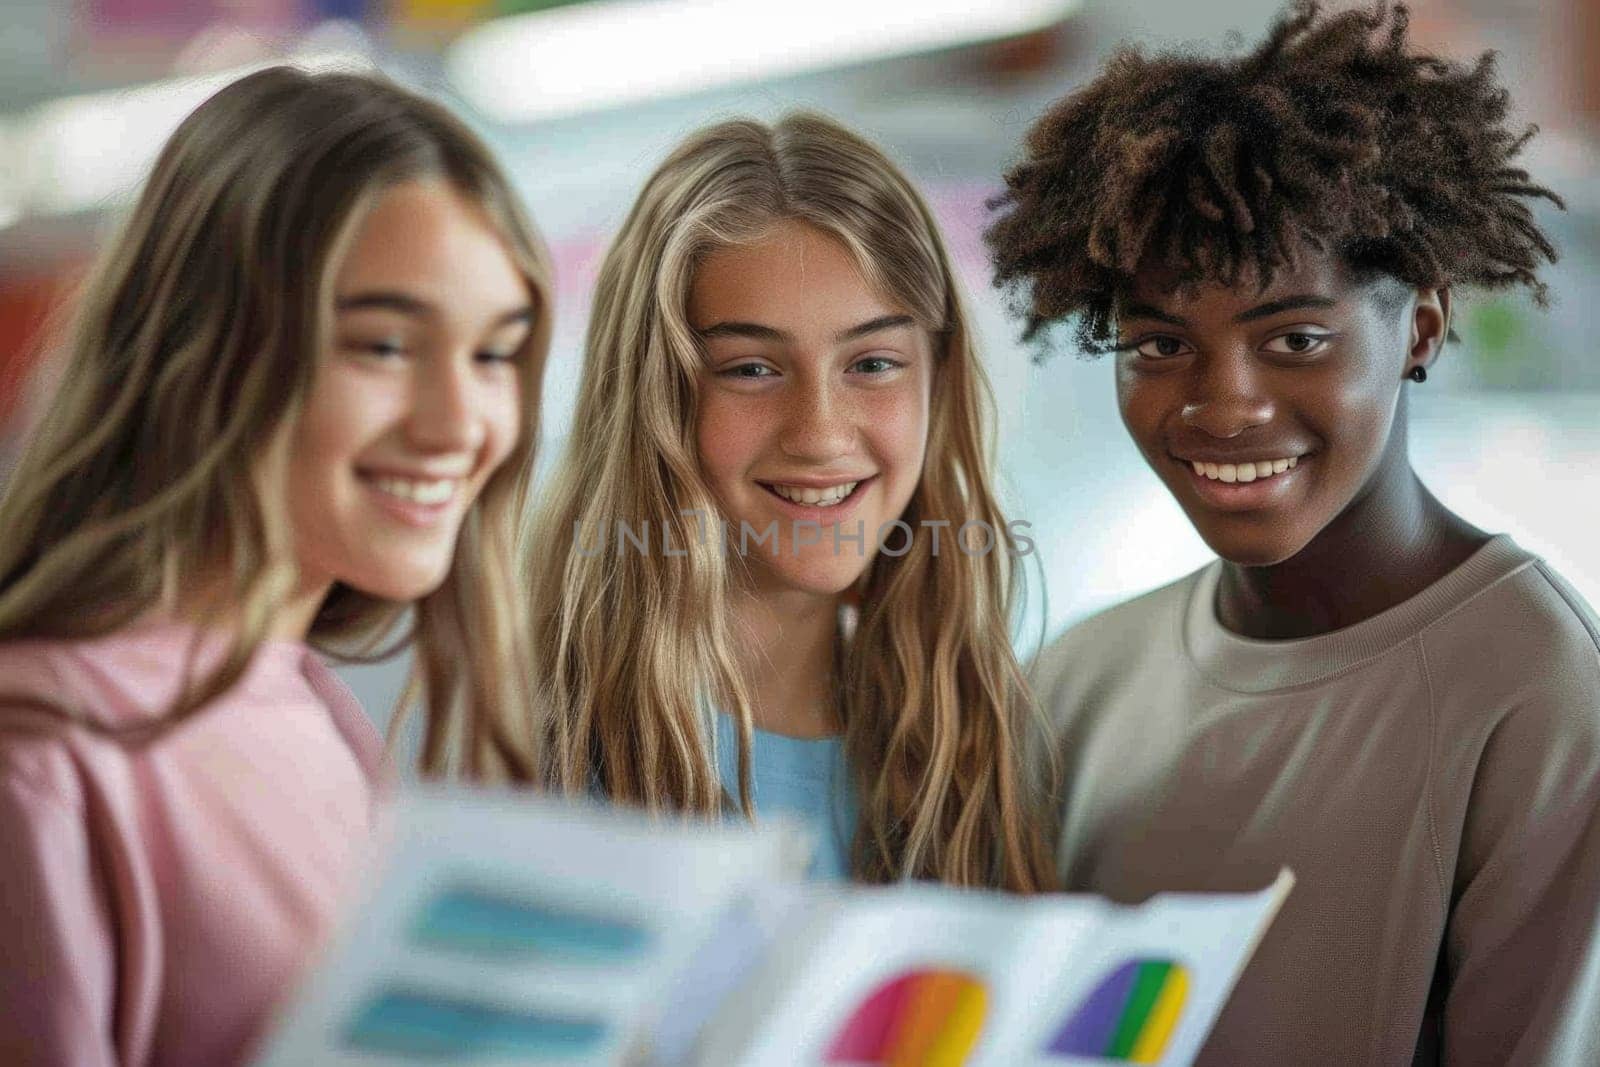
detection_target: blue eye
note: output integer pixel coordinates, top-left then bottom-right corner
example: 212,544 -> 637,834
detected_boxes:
849,355 -> 904,375
720,362 -> 777,379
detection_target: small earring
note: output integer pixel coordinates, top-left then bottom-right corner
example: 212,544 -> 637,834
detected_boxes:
1408,365 -> 1428,383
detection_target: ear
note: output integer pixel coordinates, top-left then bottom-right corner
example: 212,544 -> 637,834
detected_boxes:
1406,286 -> 1450,378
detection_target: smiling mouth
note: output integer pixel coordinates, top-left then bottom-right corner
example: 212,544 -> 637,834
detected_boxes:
1182,455 -> 1302,485
759,477 -> 873,508
1167,452 -> 1311,512
359,472 -> 463,507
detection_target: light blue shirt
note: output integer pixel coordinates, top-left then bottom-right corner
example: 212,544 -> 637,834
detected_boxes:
714,722 -> 856,880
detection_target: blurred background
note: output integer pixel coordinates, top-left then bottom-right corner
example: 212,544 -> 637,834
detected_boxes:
0,0 -> 1595,725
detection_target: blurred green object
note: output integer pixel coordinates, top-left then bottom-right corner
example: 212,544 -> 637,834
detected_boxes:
496,0 -> 591,13
1462,297 -> 1530,386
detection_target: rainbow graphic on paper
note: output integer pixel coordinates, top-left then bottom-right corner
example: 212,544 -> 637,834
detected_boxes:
1047,958 -> 1190,1062
825,968 -> 988,1066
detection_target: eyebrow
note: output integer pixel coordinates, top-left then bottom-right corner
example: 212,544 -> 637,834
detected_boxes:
835,314 -> 915,343
1120,294 -> 1340,328
697,313 -> 916,345
336,291 -> 535,328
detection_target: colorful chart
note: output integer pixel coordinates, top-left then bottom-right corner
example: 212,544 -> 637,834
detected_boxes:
825,968 -> 988,1067
1047,958 -> 1190,1062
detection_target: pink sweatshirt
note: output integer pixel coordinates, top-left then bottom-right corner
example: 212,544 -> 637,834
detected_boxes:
0,624 -> 388,1066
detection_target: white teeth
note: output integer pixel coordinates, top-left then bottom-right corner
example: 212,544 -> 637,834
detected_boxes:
770,480 -> 859,507
370,475 -> 457,505
1190,457 -> 1302,483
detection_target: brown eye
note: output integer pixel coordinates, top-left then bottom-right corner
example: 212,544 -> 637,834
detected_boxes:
1133,335 -> 1192,359
1263,329 -> 1333,356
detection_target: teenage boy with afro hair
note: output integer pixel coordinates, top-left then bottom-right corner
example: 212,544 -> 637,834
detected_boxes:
989,3 -> 1599,1064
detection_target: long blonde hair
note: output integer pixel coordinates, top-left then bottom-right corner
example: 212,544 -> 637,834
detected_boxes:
526,113 -> 1055,890
0,66 -> 553,780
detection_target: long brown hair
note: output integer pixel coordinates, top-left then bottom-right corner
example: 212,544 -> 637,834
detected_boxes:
0,66 -> 553,779
525,113 -> 1056,890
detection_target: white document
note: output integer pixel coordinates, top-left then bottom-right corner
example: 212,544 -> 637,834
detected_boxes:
255,785 -> 1290,1067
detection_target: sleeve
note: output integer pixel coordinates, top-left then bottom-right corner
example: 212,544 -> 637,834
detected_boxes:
0,736 -> 120,1067
1441,669 -> 1600,1066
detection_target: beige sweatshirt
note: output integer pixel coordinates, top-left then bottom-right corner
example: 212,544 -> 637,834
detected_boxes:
1030,534 -> 1600,1066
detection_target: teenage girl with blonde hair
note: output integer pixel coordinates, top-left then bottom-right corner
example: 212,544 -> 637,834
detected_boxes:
527,113 -> 1054,889
0,66 -> 553,1064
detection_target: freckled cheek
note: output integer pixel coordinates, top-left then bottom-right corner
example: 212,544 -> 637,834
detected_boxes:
695,393 -> 771,498
859,386 -> 929,498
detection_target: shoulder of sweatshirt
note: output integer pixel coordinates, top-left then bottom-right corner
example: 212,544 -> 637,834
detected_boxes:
1027,564 -> 1211,707
0,633 -> 186,811
0,642 -> 95,815
1418,553 -> 1600,746
0,627 -> 225,728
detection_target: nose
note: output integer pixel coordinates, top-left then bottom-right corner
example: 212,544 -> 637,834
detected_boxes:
778,370 -> 854,463
406,352 -> 486,454
1180,350 -> 1275,439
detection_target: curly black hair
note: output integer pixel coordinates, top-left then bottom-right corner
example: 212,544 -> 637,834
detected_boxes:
985,1 -> 1564,355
